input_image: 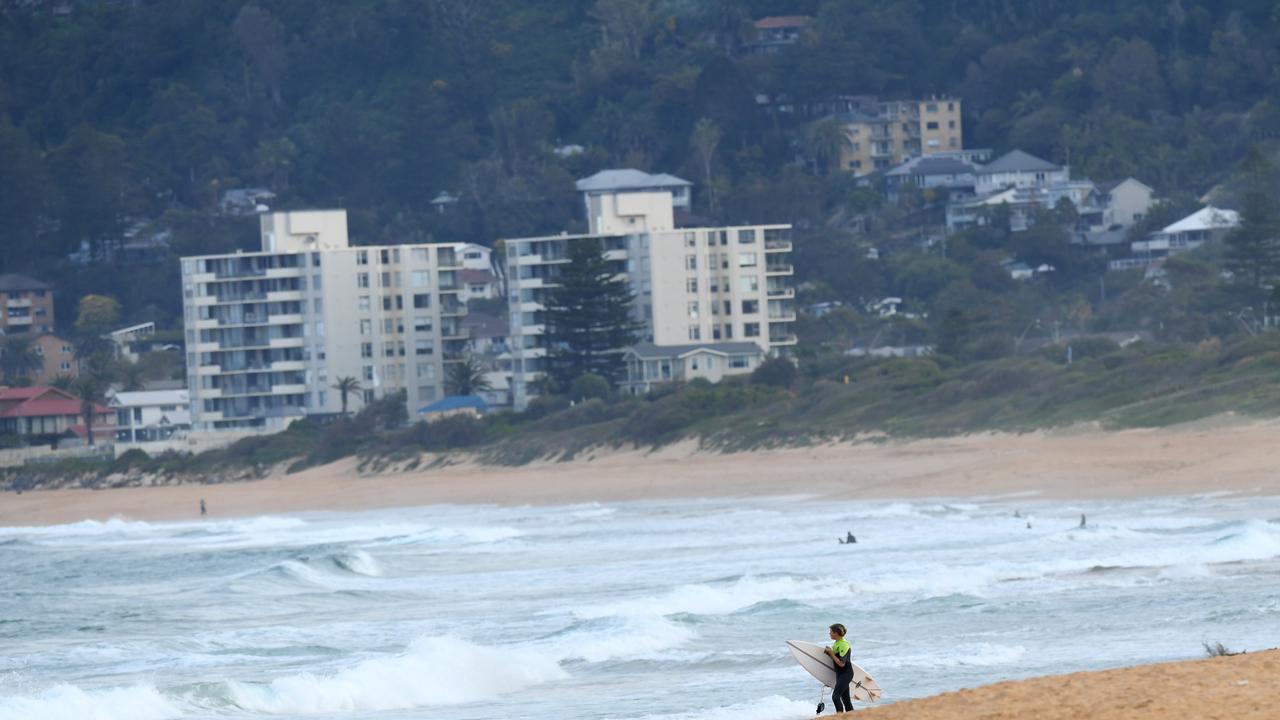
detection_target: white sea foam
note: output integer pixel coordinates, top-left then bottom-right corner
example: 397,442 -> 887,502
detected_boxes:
621,695 -> 814,720
575,575 -> 849,619
331,550 -> 382,577
223,636 -> 566,714
0,683 -> 181,720
546,615 -> 696,663
870,642 -> 1027,670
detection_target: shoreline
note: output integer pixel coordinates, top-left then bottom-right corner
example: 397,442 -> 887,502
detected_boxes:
2,418 -> 1280,526
855,648 -> 1278,720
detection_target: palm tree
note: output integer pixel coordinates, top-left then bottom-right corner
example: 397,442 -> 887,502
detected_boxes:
71,374 -> 106,447
802,116 -> 854,176
445,356 -> 493,396
332,376 -> 362,414
0,336 -> 43,385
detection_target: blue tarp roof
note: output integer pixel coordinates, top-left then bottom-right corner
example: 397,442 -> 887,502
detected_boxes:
418,395 -> 489,414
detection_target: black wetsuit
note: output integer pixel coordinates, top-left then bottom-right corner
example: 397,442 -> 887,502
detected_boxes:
832,645 -> 854,712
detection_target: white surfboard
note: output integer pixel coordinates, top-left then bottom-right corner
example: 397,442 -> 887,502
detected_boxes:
786,640 -> 883,702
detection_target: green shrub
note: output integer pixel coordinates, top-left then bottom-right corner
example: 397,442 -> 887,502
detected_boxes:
569,373 -> 611,402
751,357 -> 798,388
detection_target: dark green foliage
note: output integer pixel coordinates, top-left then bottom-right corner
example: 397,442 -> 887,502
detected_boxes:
569,373 -> 611,402
750,357 -> 797,388
541,241 -> 643,386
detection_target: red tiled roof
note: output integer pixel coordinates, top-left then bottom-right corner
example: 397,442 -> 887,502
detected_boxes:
68,424 -> 116,439
755,15 -> 811,29
0,386 -> 110,418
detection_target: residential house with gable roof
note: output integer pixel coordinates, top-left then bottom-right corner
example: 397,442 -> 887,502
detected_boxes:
0,386 -> 115,446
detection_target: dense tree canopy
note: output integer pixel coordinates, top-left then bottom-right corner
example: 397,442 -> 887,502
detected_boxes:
3,0 -> 1280,342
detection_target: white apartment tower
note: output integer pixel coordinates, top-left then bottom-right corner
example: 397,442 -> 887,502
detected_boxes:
505,170 -> 796,409
181,210 -> 469,431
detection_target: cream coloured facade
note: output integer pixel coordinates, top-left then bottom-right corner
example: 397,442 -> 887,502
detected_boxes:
838,97 -> 964,175
181,210 -> 467,431
505,171 -> 795,409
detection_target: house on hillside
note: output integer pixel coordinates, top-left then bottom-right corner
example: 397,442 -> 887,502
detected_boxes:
884,154 -> 985,201
221,188 -> 276,216
111,389 -> 190,443
1109,206 -> 1240,271
1095,178 -> 1155,228
418,395 -> 488,420
621,342 -> 765,395
0,386 -> 115,446
974,150 -> 1069,194
747,16 -> 811,54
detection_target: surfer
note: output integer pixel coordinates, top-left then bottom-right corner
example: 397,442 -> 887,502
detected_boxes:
200,499 -> 207,517
1079,513 -> 1087,529
824,623 -> 854,713
839,531 -> 857,544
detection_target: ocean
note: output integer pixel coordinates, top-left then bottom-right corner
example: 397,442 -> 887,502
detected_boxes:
1,492 -> 1279,720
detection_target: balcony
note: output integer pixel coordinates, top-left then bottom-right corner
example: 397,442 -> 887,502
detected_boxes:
440,302 -> 467,317
214,266 -> 267,280
764,240 -> 792,252
211,291 -> 268,304
765,263 -> 794,275
266,290 -> 304,303
5,298 -> 31,308
767,287 -> 795,299
267,313 -> 304,325
768,334 -> 799,346
768,312 -> 798,323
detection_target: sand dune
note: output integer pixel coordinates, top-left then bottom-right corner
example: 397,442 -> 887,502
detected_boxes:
849,649 -> 1277,720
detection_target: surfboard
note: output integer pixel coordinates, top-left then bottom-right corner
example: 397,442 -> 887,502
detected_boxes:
786,640 -> 883,702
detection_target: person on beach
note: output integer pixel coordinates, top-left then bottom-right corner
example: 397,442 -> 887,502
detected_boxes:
839,531 -> 857,544
824,623 -> 854,713
200,499 -> 207,517
1079,513 -> 1087,529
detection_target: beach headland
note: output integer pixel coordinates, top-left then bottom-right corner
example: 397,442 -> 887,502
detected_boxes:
852,648 -> 1278,720
2,418 -> 1279,526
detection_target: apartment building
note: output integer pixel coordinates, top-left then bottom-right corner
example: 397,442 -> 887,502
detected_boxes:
0,274 -> 55,335
505,170 -> 796,409
838,97 -> 964,175
181,210 -> 468,431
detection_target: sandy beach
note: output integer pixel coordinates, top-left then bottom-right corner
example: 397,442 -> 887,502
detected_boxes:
1,417 -> 1279,526
854,648 -> 1279,720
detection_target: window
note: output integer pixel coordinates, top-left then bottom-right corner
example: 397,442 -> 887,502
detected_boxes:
411,248 -> 429,263
723,324 -> 733,339
688,325 -> 701,340
730,356 -> 749,369
357,250 -> 369,265
314,299 -> 323,313
416,339 -> 435,356
418,385 -> 438,402
742,299 -> 759,314
412,271 -> 431,288
686,278 -> 698,293
685,255 -> 697,270
738,229 -> 757,244
718,230 -> 728,246
383,296 -> 393,311
948,120 -> 956,129
383,318 -> 395,334
380,271 -> 392,288
413,294 -> 432,309
926,121 -> 939,130
380,249 -> 391,264
414,316 -> 432,332
417,362 -> 436,379
383,341 -> 396,358
313,274 -> 322,290
740,275 -> 759,292
723,300 -> 732,315
949,137 -> 958,148
61,344 -> 72,354
357,273 -> 370,289
359,296 -> 370,311
362,365 -> 375,381
361,343 -> 373,358
684,231 -> 697,247
744,323 -> 760,338
360,319 -> 372,335
688,302 -> 699,318
641,280 -> 652,295
738,252 -> 757,268
926,102 -> 938,112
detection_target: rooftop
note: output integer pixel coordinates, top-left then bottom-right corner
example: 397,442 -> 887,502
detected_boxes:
418,395 -> 489,415
575,169 -> 692,194
979,150 -> 1062,174
110,389 -> 190,407
0,274 -> 51,293
1160,206 -> 1240,234
887,156 -> 981,177
627,341 -> 764,359
754,15 -> 811,29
